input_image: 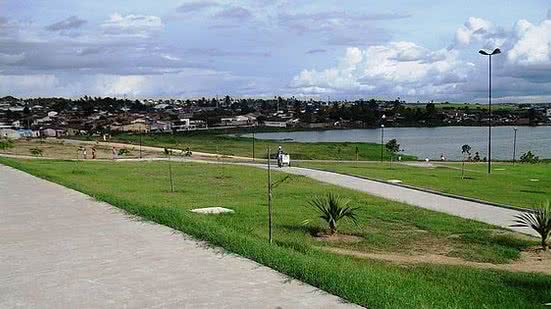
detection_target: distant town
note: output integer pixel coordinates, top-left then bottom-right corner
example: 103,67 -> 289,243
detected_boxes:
1,95 -> 550,138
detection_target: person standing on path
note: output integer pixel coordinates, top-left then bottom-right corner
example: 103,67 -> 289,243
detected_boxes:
277,145 -> 283,167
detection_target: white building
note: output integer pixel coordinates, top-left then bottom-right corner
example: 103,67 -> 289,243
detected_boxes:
263,120 -> 287,128
150,121 -> 172,133
172,119 -> 207,132
220,115 -> 256,127
0,128 -> 19,139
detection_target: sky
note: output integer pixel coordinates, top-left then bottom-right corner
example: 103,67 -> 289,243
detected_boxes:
1,0 -> 551,102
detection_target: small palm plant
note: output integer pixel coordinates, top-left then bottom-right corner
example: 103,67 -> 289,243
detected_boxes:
511,201 -> 551,251
307,192 -> 359,235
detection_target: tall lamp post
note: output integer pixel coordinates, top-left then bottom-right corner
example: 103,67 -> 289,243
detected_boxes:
380,114 -> 386,162
479,48 -> 501,174
252,126 -> 256,162
512,127 -> 518,165
139,133 -> 143,159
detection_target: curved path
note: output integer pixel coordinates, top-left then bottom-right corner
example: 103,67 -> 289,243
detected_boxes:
1,145 -> 536,237
270,166 -> 536,237
141,156 -> 534,236
0,164 -> 357,308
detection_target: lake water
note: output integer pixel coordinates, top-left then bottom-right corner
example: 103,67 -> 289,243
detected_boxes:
248,126 -> 551,160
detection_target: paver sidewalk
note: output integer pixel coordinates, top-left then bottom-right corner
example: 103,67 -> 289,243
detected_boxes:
0,164 -> 358,308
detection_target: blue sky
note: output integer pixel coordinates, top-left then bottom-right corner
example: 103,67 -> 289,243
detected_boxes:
1,0 -> 551,102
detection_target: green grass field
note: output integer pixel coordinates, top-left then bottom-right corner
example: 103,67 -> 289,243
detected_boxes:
98,132 -> 417,161
1,157 -> 549,308
296,161 -> 551,209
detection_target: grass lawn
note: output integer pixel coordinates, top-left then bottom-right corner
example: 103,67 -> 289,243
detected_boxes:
88,131 -> 417,161
1,157 -> 549,308
296,161 -> 551,209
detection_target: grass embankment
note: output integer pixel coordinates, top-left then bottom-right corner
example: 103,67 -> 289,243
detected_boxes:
296,161 -> 551,209
1,157 -> 549,308
103,131 -> 417,161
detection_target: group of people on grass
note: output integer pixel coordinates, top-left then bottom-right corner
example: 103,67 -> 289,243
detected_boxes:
77,145 -> 121,160
78,146 -> 97,160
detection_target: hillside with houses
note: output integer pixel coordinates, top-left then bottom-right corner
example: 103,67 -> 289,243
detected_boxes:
1,95 -> 550,139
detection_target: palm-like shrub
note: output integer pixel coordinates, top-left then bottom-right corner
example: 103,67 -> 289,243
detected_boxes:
511,201 -> 551,251
308,193 -> 359,235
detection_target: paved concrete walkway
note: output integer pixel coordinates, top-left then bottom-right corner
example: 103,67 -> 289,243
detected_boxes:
0,165 -> 358,308
271,166 -> 536,237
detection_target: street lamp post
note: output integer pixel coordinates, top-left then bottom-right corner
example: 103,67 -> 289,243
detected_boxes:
380,114 -> 386,162
512,127 -> 518,166
479,48 -> 501,174
252,126 -> 256,162
139,133 -> 142,159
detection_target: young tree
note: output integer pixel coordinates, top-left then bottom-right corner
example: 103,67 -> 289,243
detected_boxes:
164,148 -> 175,193
461,144 -> 471,179
266,147 -> 293,244
520,151 -> 540,164
385,139 -> 400,168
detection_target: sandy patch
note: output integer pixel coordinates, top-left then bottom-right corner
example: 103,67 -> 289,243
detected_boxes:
323,246 -> 551,275
313,233 -> 363,243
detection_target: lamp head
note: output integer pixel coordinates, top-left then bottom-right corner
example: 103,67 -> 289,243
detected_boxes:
382,114 -> 386,120
479,48 -> 502,56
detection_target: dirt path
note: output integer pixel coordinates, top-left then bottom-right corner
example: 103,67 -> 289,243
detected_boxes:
323,247 -> 551,275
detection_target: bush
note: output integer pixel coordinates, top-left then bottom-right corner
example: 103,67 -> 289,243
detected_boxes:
0,139 -> 14,150
307,192 -> 359,235
519,151 -> 540,164
29,148 -> 43,157
118,148 -> 130,156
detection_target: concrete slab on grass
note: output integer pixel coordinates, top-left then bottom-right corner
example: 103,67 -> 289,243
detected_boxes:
191,207 -> 234,214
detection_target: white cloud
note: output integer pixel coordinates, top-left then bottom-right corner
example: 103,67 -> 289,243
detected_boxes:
0,68 -> 259,97
0,52 -> 24,64
455,17 -> 493,46
291,43 -> 471,98
101,14 -> 163,38
45,16 -> 87,31
161,54 -> 181,61
292,13 -> 551,100
0,74 -> 60,97
94,75 -> 148,96
176,1 -> 219,13
507,19 -> 551,65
